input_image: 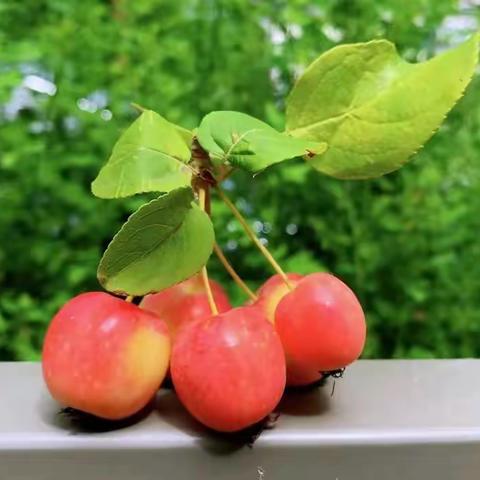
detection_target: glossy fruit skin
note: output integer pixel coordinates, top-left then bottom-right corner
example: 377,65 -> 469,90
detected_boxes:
42,292 -> 170,420
275,273 -> 366,372
171,306 -> 286,432
140,274 -> 231,339
286,363 -> 323,387
255,273 -> 303,323
256,273 -> 322,386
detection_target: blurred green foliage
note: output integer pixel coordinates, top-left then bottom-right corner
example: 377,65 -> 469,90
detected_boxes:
1,0 -> 479,360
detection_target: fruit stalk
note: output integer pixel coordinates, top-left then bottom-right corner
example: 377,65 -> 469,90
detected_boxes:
200,173 -> 257,302
213,242 -> 258,302
198,186 -> 219,315
216,186 -> 293,290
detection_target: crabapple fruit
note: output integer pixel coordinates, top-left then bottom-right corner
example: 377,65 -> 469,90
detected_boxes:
255,273 -> 303,323
171,306 -> 286,432
275,273 -> 366,372
42,292 -> 170,420
286,363 -> 323,387
140,274 -> 231,339
256,273 -> 323,386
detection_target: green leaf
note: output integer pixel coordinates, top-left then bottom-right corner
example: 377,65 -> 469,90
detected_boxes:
131,103 -> 194,148
197,111 -> 326,173
286,34 -> 479,179
97,187 -> 214,296
92,110 -> 193,198
173,123 -> 194,148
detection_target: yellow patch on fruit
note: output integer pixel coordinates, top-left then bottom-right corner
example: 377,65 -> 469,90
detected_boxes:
265,283 -> 292,323
124,327 -> 170,390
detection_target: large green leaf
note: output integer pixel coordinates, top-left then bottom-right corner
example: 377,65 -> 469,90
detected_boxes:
92,110 -> 193,198
173,123 -> 194,148
197,111 -> 326,173
132,103 -> 194,148
97,187 -> 214,296
286,35 -> 478,179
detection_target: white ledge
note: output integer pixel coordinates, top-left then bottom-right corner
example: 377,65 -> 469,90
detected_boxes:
1,360 -> 479,479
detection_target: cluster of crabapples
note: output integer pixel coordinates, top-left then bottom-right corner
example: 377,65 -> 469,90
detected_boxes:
42,270 -> 366,432
40,33 -> 478,433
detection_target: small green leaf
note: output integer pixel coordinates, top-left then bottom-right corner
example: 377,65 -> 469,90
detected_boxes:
97,187 -> 214,296
92,110 -> 193,198
286,34 -> 479,179
197,111 -> 326,173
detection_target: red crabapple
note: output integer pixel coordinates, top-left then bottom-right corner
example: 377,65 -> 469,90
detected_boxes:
171,306 -> 286,432
275,273 -> 366,372
140,274 -> 231,339
42,292 -> 170,420
255,273 -> 303,323
255,273 -> 322,386
286,363 -> 323,387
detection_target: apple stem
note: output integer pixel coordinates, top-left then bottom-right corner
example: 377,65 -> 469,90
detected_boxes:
125,295 -> 134,303
198,186 -> 219,315
216,186 -> 293,290
213,242 -> 258,302
201,266 -> 219,315
200,177 -> 258,302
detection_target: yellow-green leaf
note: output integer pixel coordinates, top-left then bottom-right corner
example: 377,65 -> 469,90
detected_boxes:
286,35 -> 479,179
92,110 -> 192,198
